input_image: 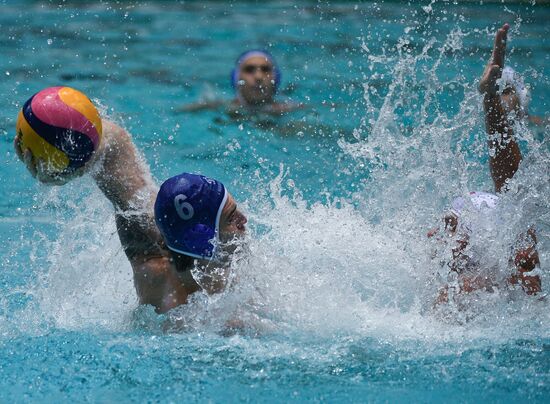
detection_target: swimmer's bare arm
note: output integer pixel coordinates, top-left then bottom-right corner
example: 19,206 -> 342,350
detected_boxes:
527,115 -> 550,126
226,99 -> 305,118
95,122 -> 196,312
15,120 -> 189,312
175,100 -> 227,113
90,121 -> 154,210
479,23 -> 522,193
479,25 -> 542,295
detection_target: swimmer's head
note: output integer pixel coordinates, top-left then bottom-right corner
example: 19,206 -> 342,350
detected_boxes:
499,67 -> 530,116
154,173 -> 246,260
450,191 -> 499,217
448,191 -> 499,234
231,50 -> 281,106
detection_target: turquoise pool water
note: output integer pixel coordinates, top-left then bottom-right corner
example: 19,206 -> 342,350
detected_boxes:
1,1 -> 549,402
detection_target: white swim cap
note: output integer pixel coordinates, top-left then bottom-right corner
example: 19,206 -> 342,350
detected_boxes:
450,191 -> 499,217
449,191 -> 500,235
500,66 -> 530,108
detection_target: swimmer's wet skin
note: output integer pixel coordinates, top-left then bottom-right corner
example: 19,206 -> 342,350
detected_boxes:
15,89 -> 246,314
430,23 -> 542,304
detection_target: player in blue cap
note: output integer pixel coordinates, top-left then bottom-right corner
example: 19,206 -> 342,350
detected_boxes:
154,172 -> 246,261
112,169 -> 247,313
178,49 -> 301,116
15,110 -> 247,313
230,50 -> 282,110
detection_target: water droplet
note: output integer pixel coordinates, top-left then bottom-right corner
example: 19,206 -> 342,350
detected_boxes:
47,38 -> 53,45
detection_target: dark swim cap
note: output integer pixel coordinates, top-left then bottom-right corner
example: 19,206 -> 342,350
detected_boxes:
154,173 -> 227,259
230,50 -> 282,91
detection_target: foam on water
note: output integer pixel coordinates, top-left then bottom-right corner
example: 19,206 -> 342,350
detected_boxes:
5,12 -> 547,351
15,159 -> 549,349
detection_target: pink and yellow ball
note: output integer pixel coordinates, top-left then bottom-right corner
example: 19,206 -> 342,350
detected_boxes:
16,86 -> 102,174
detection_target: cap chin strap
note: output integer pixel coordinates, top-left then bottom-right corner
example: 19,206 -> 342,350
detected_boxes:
166,244 -> 206,260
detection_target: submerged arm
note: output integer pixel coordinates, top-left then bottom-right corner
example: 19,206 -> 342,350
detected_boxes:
175,100 -> 227,113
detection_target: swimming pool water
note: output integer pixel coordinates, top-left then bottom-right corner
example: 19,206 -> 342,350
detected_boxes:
0,1 -> 549,402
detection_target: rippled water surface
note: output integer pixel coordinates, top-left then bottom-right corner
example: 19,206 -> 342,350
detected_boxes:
0,1 -> 549,402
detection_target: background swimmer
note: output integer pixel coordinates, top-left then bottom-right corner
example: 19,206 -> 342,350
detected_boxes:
14,91 -> 246,314
177,50 -> 302,117
429,23 -> 542,304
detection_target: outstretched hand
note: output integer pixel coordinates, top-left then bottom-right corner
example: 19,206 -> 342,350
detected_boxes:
479,23 -> 509,96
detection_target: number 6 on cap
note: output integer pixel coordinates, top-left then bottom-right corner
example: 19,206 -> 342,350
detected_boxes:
174,194 -> 194,220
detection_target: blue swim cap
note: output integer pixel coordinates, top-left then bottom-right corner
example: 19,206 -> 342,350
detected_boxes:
231,49 -> 281,92
154,173 -> 228,259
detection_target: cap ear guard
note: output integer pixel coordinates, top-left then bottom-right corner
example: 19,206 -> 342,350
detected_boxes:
179,224 -> 216,258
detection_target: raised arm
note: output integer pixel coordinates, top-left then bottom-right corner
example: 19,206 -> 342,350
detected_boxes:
14,114 -> 195,312
94,122 -> 200,311
479,23 -> 522,193
90,119 -> 163,255
92,120 -> 155,211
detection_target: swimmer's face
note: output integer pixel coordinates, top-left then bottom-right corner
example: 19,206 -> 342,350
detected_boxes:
219,193 -> 247,241
238,55 -> 276,105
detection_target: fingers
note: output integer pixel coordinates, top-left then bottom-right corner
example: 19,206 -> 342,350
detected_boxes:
15,133 -> 39,179
23,149 -> 37,178
16,141 -> 70,185
491,23 -> 509,69
34,159 -> 69,185
13,134 -> 24,161
16,136 -> 40,179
